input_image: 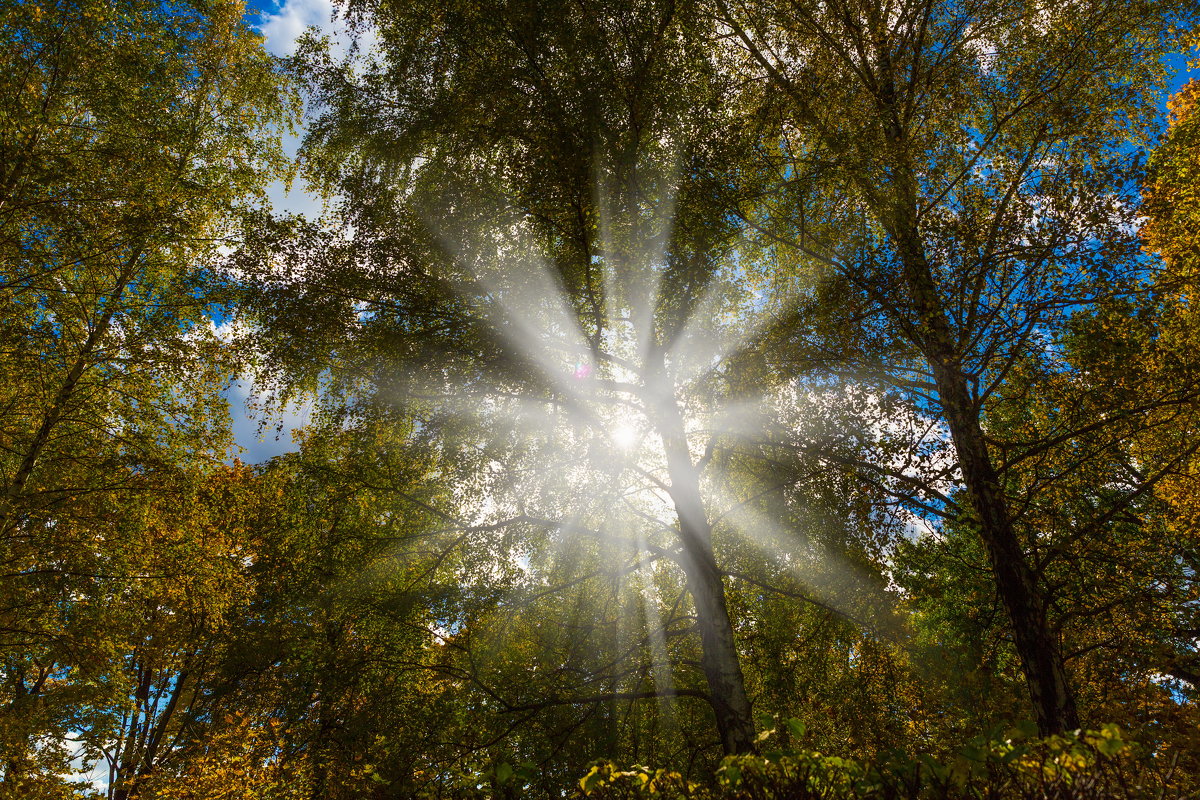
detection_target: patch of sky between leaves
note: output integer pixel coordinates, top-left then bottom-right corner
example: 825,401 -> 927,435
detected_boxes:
210,0 -> 365,463
216,318 -> 316,464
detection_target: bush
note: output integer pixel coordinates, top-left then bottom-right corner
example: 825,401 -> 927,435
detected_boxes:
571,723 -> 1186,800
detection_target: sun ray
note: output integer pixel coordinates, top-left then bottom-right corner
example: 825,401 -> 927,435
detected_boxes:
596,146 -> 680,368
359,132 -> 916,753
705,479 -> 903,640
665,276 -> 805,389
634,528 -> 678,728
417,196 -> 596,404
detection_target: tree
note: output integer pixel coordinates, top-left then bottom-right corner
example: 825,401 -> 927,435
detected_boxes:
84,467 -> 264,800
713,0 -> 1199,733
1133,73 -> 1200,697
0,0 -> 291,531
238,0 -> 915,757
1143,78 -> 1200,274
0,0 -> 291,790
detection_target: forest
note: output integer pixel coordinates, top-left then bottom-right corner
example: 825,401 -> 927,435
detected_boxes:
3,0 -> 1200,796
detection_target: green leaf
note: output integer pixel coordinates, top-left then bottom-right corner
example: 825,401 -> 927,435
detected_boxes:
579,766 -> 605,794
786,718 -> 806,739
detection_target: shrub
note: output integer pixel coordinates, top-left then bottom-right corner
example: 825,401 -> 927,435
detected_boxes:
572,723 -> 1185,800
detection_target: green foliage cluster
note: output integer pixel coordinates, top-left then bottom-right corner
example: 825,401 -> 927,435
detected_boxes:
573,725 -> 1179,800
402,724 -> 1181,800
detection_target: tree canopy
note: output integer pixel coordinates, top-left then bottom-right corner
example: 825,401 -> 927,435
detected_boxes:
3,0 -> 1200,797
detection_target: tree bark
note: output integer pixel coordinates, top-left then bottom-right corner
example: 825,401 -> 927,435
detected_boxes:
646,358 -> 757,754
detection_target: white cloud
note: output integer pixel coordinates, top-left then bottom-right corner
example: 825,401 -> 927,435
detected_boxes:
258,0 -> 379,60
263,127 -> 326,218
259,0 -> 338,58
230,3 -> 366,461
65,735 -> 109,792
255,0 -> 378,218
210,320 -> 315,463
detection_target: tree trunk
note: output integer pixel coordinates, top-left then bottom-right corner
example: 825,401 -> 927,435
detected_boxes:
647,363 -> 757,754
895,229 -> 1080,735
723,0 -> 1083,737
684,549 -> 758,754
933,363 -> 1079,734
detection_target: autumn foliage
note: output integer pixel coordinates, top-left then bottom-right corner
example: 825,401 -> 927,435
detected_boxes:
3,0 -> 1200,798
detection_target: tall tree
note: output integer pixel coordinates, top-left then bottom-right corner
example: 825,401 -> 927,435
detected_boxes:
0,0 -> 291,789
1136,74 -> 1200,693
241,0 -> 907,757
0,0 -> 291,531
714,0 -> 1199,733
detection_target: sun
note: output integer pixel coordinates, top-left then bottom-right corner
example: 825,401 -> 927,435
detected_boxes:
609,421 -> 640,450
